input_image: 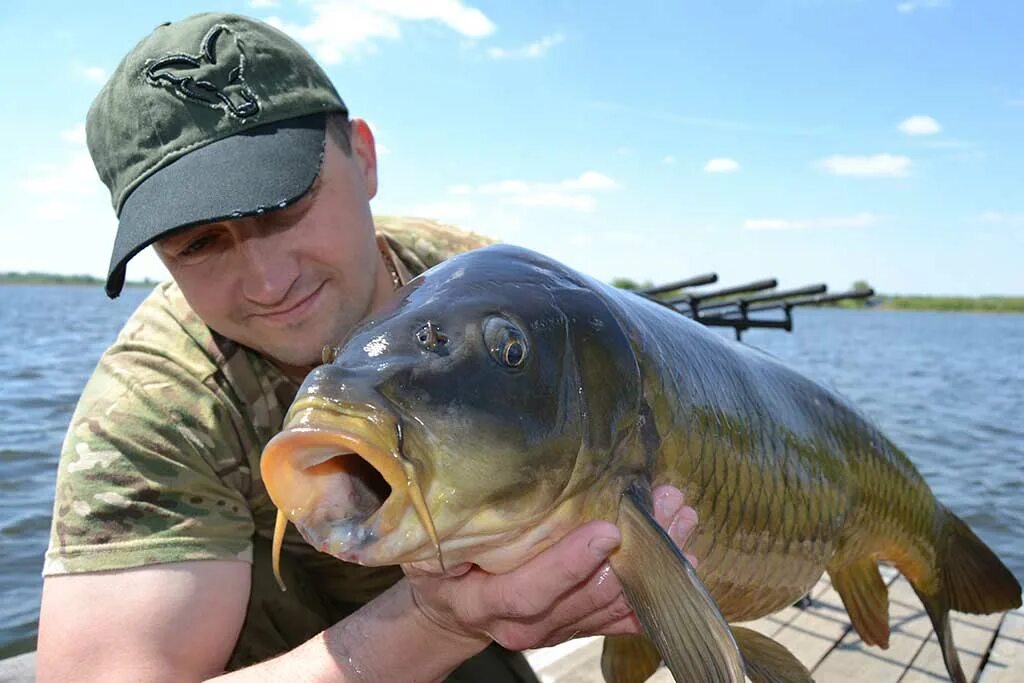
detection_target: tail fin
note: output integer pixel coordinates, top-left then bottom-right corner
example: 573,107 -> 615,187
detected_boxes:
905,507 -> 1022,683
940,510 -> 1021,615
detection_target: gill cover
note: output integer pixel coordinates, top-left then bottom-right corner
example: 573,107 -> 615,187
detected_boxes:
555,286 -> 643,476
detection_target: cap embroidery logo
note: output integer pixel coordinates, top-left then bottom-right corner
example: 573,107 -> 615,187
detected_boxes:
145,24 -> 259,119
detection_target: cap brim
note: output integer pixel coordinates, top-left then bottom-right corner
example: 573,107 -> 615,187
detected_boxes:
105,113 -> 328,298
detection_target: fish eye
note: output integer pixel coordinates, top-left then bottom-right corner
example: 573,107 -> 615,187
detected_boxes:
483,316 -> 528,369
503,339 -> 525,367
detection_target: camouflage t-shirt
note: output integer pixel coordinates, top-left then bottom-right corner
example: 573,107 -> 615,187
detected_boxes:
44,216 -> 495,669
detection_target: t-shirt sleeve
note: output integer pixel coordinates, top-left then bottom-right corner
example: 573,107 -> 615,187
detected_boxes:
43,348 -> 256,575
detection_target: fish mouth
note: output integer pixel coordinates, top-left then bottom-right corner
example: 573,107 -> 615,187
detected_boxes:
260,397 -> 443,588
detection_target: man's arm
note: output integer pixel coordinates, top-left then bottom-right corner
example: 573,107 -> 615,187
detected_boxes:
38,486 -> 697,683
37,560 -> 251,683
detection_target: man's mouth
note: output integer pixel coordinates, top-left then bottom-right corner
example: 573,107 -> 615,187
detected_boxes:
253,281 -> 326,324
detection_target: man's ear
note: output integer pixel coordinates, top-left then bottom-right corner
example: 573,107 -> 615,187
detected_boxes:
349,118 -> 378,199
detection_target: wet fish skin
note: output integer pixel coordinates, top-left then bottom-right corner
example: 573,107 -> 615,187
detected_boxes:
262,244 -> 1021,682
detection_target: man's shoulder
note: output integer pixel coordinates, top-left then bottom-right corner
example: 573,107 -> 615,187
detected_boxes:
92,279 -> 291,426
70,282 -> 229,441
46,282 -> 290,576
107,280 -> 231,380
373,215 -> 495,274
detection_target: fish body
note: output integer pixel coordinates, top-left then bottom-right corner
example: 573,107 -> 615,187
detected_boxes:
262,245 -> 1020,682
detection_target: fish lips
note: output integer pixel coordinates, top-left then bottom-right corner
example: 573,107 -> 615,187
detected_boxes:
261,405 -> 435,565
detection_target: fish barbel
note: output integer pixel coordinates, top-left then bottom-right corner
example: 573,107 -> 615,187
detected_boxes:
261,245 -> 1020,682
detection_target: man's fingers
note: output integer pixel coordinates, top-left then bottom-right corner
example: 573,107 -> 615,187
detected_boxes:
586,612 -> 644,638
652,485 -> 685,528
652,484 -> 699,567
485,521 -> 621,620
405,492 -> 697,651
668,507 -> 699,561
546,591 -> 639,643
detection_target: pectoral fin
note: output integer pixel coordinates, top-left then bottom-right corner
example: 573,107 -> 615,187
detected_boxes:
600,634 -> 661,683
731,625 -> 813,683
609,481 -> 745,682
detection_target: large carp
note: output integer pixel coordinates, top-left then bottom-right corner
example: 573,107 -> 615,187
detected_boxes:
261,245 -> 1020,682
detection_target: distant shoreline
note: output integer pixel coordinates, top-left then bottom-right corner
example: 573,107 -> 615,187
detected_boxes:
835,296 -> 1024,314
5,273 -> 1023,313
0,273 -> 159,288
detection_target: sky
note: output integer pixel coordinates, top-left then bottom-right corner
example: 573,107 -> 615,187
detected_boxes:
0,0 -> 1021,296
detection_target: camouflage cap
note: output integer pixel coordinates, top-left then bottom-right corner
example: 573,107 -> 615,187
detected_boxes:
87,13 -> 347,298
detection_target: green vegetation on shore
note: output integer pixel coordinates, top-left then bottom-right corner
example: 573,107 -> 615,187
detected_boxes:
829,280 -> 1024,313
876,296 -> 1024,313
0,272 -> 159,288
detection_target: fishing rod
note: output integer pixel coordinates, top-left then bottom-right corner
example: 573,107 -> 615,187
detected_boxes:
668,278 -> 778,318
639,273 -> 718,296
630,274 -> 875,341
698,283 -> 828,314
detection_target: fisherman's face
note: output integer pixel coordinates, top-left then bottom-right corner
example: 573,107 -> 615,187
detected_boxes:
156,120 -> 393,372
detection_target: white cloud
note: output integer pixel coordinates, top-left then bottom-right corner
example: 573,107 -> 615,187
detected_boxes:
561,171 -> 618,190
898,115 -> 941,135
75,65 -> 108,84
513,192 -> 596,211
265,0 -> 496,65
897,0 -> 949,13
478,180 -> 532,195
19,151 -> 105,221
0,144 -> 173,285
406,200 -> 476,222
818,154 -> 911,178
662,155 -> 677,165
452,171 -> 619,213
704,158 -> 740,174
487,33 -> 564,60
60,124 -> 87,145
743,213 -> 880,231
250,0 -> 279,7
0,129 -> 153,281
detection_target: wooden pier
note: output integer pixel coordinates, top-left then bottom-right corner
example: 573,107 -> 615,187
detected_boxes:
525,567 -> 1024,682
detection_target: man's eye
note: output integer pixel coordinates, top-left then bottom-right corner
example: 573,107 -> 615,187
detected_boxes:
180,234 -> 215,257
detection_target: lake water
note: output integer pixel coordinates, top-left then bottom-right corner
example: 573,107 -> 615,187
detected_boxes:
1,284 -> 1021,658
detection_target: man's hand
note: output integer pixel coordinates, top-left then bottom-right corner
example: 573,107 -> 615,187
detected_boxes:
405,485 -> 699,651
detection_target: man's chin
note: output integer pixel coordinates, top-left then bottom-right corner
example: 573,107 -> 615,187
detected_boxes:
244,336 -> 322,376
235,312 -> 365,376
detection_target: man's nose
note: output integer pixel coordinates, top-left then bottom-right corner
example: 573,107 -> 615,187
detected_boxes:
238,229 -> 299,305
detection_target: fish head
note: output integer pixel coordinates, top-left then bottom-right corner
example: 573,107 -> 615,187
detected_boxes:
261,245 -> 642,573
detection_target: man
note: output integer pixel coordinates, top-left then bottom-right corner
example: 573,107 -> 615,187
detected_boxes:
37,13 -> 697,682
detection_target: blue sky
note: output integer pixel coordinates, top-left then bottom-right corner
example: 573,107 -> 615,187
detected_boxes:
0,0 -> 1021,295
